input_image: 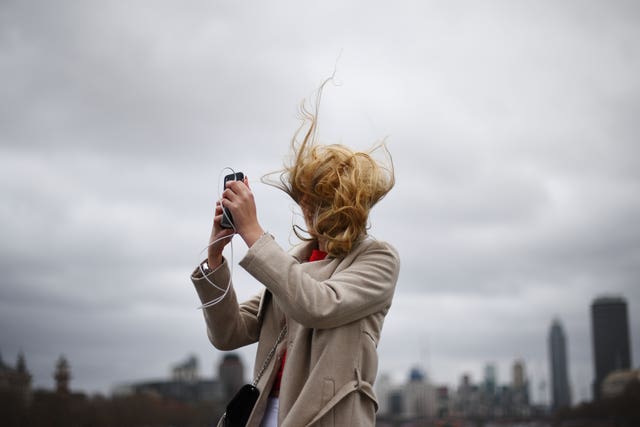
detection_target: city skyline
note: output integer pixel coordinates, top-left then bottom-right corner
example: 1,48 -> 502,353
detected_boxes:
3,294 -> 633,407
0,279 -> 636,404
1,0 -> 639,405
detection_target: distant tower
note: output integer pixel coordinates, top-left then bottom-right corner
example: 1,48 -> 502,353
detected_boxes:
512,360 -> 525,389
512,359 -> 529,398
218,353 -> 245,401
16,352 -> 27,374
512,359 -> 530,415
456,373 -> 474,417
591,296 -> 632,400
54,356 -> 71,394
549,318 -> 571,410
404,366 -> 435,418
484,363 -> 497,395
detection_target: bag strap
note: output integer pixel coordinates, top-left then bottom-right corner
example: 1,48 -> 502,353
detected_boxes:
252,324 -> 288,387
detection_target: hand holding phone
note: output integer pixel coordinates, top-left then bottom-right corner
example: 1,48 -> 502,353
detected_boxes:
220,172 -> 245,229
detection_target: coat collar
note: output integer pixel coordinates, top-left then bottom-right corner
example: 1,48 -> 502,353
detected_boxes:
290,240 -> 319,263
289,236 -> 372,263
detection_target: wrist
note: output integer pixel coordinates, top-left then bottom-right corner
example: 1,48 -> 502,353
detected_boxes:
242,225 -> 265,248
207,253 -> 223,269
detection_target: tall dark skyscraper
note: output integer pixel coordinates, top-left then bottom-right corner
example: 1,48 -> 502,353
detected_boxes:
549,318 -> 572,410
591,296 -> 632,400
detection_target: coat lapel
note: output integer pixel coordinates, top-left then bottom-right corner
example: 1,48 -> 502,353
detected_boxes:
256,288 -> 271,325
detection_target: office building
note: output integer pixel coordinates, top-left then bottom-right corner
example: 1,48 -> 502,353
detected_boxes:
484,363 -> 497,396
512,360 -> 526,389
404,367 -> 436,418
511,359 -> 530,415
218,353 -> 245,402
549,318 -> 571,410
591,296 -> 631,400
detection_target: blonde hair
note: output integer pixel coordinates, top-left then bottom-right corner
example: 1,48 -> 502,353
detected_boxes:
265,81 -> 395,257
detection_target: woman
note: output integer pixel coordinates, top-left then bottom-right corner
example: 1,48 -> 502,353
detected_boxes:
191,95 -> 400,426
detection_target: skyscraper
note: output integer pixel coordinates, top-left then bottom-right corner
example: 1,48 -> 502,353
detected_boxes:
548,319 -> 571,410
218,353 -> 245,402
484,363 -> 497,395
591,296 -> 631,400
512,360 -> 526,389
512,359 -> 530,415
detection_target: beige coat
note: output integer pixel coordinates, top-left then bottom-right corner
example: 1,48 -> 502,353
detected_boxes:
191,233 -> 400,427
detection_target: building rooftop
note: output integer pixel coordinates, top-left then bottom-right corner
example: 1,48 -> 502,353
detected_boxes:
592,295 -> 627,305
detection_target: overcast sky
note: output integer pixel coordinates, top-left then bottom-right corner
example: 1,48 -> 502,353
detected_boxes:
1,0 -> 639,406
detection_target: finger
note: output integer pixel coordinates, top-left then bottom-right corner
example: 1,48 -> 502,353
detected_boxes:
210,229 -> 234,247
217,228 -> 234,237
215,207 -> 233,221
222,188 -> 237,203
214,210 -> 231,226
214,213 -> 223,225
226,179 -> 248,193
228,180 -> 252,199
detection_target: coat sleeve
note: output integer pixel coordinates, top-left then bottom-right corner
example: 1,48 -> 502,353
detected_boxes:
191,259 -> 262,350
239,234 -> 400,329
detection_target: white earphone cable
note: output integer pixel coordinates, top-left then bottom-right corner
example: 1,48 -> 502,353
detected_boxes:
196,167 -> 239,309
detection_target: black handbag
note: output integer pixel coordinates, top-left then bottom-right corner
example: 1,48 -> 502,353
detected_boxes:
223,384 -> 260,427
220,326 -> 287,427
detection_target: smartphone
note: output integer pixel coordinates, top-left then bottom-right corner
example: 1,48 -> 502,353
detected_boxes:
220,171 -> 244,229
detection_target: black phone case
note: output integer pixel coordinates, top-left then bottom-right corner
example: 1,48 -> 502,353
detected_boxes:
221,172 -> 244,229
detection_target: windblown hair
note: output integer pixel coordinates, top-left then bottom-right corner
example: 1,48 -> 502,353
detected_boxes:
265,81 -> 395,257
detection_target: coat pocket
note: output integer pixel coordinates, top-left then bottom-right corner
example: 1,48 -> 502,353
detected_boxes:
320,378 -> 335,427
